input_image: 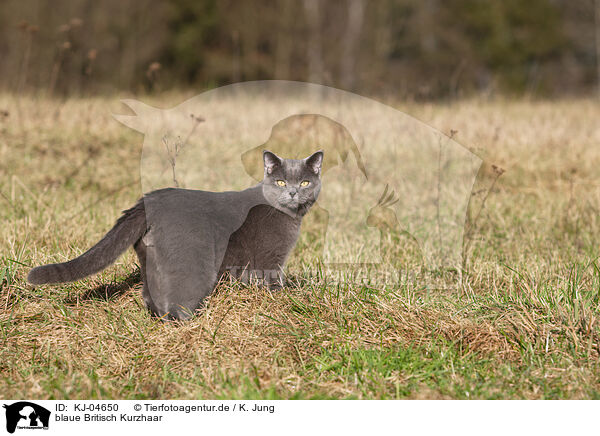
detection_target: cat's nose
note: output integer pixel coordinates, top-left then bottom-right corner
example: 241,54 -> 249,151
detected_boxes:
289,189 -> 297,198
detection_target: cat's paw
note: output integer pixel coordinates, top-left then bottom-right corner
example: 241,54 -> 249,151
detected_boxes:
267,281 -> 284,292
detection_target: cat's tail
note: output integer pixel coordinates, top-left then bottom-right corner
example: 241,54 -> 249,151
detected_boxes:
27,200 -> 146,285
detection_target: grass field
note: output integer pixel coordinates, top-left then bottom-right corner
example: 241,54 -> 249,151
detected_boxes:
2,93 -> 600,399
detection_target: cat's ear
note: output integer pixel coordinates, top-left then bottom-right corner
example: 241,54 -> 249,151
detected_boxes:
263,150 -> 282,175
305,150 -> 324,175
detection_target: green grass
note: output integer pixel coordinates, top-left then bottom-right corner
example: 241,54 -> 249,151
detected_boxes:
2,94 -> 600,399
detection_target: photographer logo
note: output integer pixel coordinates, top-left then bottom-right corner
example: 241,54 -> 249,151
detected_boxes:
3,402 -> 50,434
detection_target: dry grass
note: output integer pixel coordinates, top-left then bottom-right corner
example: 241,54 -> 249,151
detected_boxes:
2,93 -> 600,399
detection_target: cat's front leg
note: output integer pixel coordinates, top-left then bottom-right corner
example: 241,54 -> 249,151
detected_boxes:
225,265 -> 284,290
241,266 -> 285,290
262,267 -> 285,291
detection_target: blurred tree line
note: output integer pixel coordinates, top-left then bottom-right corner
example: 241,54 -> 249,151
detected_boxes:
0,0 -> 598,98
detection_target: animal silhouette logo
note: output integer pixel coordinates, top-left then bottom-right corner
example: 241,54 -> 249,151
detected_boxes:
366,184 -> 422,266
3,402 -> 50,433
113,80 -> 483,277
367,184 -> 400,232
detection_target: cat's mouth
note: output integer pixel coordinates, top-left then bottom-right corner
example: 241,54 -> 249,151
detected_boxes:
284,201 -> 314,218
278,200 -> 304,218
283,203 -> 300,215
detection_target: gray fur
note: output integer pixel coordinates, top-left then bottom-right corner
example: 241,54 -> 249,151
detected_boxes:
27,201 -> 147,285
27,150 -> 323,321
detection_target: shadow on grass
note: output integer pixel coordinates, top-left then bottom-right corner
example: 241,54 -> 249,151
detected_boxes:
64,269 -> 141,304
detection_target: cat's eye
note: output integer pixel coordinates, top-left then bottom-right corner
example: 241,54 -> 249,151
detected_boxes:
300,181 -> 310,187
276,180 -> 286,187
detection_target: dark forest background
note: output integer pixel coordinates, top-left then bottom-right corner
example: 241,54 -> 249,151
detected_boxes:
1,0 -> 599,99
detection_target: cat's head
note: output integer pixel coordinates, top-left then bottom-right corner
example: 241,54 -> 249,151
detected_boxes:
262,150 -> 323,217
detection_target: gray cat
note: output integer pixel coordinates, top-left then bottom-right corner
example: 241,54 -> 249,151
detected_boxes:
27,150 -> 323,320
